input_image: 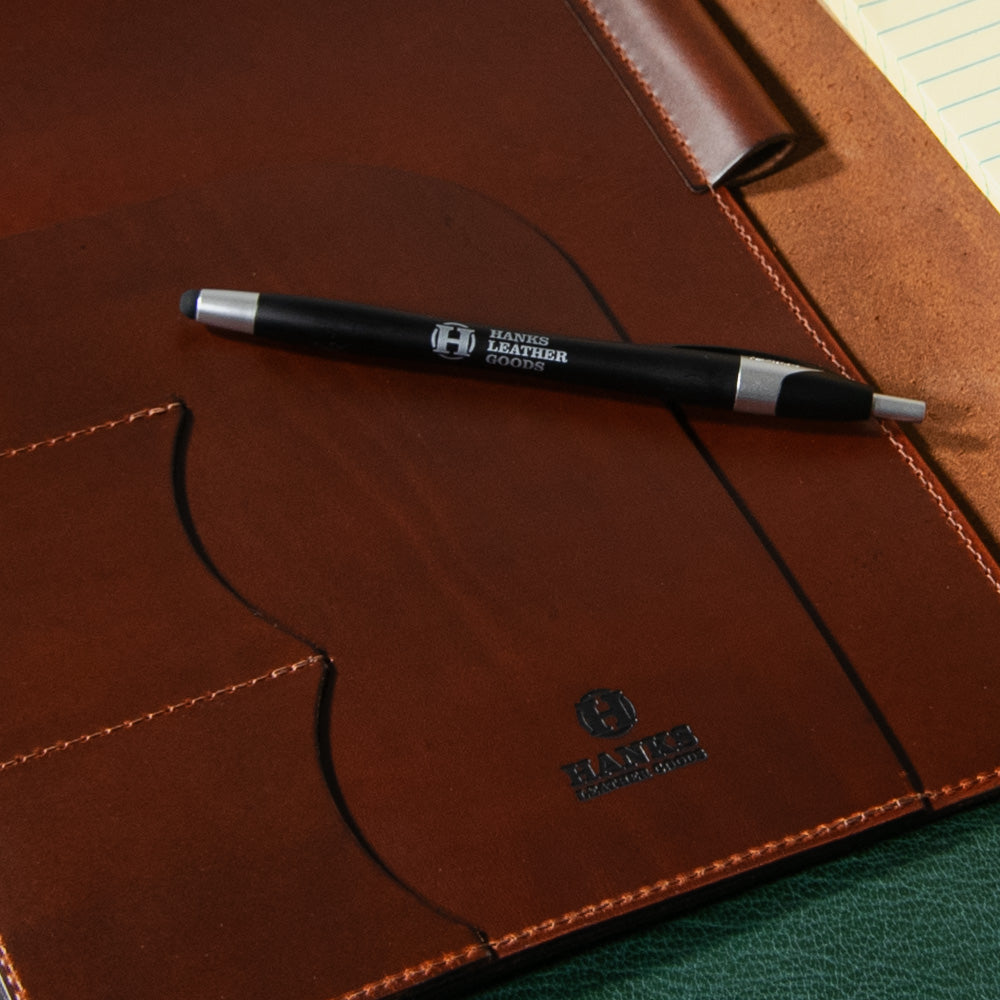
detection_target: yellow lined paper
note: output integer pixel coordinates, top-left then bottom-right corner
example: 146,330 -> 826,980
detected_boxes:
820,0 -> 1000,212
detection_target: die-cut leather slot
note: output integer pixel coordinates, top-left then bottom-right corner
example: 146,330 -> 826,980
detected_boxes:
0,401 -> 488,1000
4,157 -> 1000,1000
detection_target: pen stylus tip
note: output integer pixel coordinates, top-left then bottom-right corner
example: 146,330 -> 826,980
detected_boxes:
871,393 -> 926,422
179,289 -> 200,320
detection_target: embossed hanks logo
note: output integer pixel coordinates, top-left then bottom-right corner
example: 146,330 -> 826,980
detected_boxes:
560,689 -> 707,802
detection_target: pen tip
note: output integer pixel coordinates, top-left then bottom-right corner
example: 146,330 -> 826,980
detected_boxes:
179,289 -> 199,320
871,393 -> 926,422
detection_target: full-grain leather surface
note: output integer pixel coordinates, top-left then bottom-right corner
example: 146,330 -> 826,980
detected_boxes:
3,1 -> 1000,998
0,162 -> 929,984
480,1 -> 1000,996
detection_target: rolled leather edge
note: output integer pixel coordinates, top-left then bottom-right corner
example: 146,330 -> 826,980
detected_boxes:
567,0 -> 795,189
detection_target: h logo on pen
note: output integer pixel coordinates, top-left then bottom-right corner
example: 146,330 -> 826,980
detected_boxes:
431,322 -> 477,360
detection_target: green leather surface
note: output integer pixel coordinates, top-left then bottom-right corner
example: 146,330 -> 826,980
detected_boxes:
475,797 -> 1000,998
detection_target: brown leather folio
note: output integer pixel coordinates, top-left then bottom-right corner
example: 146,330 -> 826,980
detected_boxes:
3,2 -> 999,998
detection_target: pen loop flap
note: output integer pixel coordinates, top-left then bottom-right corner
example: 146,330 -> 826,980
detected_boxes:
567,0 -> 795,189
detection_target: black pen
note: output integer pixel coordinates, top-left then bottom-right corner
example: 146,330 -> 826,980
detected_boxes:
179,289 -> 926,422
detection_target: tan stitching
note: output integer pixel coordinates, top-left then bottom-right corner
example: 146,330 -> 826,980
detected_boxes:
0,933 -> 28,1000
710,186 -> 1000,597
0,655 -> 324,773
333,943 -> 486,1000
579,2 -> 1000,600
578,0 -> 1000,604
0,402 -> 181,459
926,765 -> 1000,802
571,0 -> 707,186
326,763 -> 1000,997
485,764 -> 1000,957
880,425 -> 1000,596
710,189 -> 846,374
329,792 -> 925,995
490,791 -> 922,951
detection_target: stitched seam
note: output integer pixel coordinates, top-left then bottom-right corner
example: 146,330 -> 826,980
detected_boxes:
490,791 -> 923,951
0,403 -> 181,459
0,760 -> 993,1000
925,764 -> 1000,802
487,765 -> 1000,955
0,655 -> 324,773
333,943 -> 487,1000
576,0 -> 1000,600
880,425 -> 1000,596
710,187 -> 1000,598
345,774 -> 1000,993
0,934 -> 28,1000
710,189 -> 846,374
572,0 -> 707,186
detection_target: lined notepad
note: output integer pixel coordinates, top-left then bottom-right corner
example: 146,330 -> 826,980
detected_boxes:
820,0 -> 1000,212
